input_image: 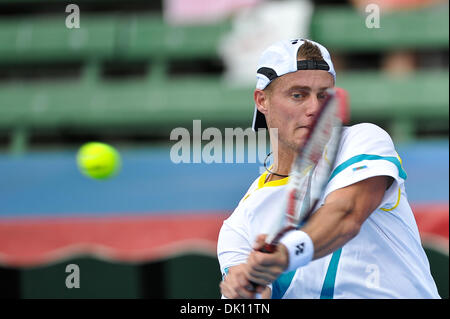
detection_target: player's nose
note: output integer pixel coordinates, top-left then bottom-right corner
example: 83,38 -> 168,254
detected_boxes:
305,95 -> 321,117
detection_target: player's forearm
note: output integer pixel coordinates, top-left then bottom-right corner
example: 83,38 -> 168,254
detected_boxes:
300,176 -> 389,260
301,199 -> 360,260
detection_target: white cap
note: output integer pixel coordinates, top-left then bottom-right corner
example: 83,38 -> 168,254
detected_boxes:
252,38 -> 336,131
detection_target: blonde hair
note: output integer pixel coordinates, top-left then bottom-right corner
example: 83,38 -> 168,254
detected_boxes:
264,40 -> 325,95
297,40 -> 324,61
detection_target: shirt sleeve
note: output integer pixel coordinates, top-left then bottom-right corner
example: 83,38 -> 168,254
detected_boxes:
217,205 -> 253,277
323,123 -> 407,209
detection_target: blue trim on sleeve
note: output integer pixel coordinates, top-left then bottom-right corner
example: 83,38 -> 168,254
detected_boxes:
329,154 -> 407,182
222,267 -> 229,279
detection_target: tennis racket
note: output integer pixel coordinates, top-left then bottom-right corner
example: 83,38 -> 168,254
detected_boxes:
251,87 -> 348,294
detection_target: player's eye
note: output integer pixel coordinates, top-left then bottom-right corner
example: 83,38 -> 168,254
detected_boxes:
292,92 -> 305,99
318,92 -> 328,99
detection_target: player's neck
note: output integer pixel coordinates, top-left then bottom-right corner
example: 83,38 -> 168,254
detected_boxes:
267,147 -> 295,182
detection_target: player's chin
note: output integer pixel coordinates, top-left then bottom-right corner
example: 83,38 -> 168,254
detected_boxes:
291,131 -> 308,149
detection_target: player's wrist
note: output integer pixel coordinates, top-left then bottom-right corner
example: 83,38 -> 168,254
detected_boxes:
279,230 -> 314,272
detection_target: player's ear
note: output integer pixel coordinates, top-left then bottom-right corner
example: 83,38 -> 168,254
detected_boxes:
254,89 -> 269,115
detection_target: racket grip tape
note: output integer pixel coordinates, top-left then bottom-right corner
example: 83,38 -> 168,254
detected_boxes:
260,243 -> 277,253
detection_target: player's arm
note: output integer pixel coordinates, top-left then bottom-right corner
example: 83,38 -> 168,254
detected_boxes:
302,174 -> 392,259
246,175 -> 392,286
218,212 -> 272,299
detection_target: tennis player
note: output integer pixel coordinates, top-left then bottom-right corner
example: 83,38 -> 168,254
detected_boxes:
217,39 -> 440,299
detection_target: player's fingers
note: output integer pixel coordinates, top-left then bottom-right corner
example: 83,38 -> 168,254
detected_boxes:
235,285 -> 256,299
248,276 -> 271,286
251,274 -> 276,286
221,276 -> 249,299
220,280 -> 237,299
247,268 -> 277,285
247,260 -> 281,284
250,263 -> 284,280
260,286 -> 272,299
252,234 -> 268,250
244,283 -> 265,297
235,272 -> 259,299
224,271 -> 256,299
255,284 -> 266,294
248,251 -> 285,274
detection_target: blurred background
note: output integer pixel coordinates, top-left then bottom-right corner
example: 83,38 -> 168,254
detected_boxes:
0,0 -> 448,299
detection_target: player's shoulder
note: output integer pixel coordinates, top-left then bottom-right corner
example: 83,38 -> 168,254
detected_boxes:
232,172 -> 282,218
341,123 -> 395,148
240,174 -> 262,201
343,123 -> 392,139
229,174 -> 261,216
337,123 -> 399,163
223,176 -> 261,229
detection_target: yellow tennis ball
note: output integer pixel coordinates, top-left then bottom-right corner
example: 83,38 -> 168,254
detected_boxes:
76,142 -> 121,180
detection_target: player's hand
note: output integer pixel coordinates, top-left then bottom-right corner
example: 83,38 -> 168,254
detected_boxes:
220,264 -> 266,299
246,234 -> 289,286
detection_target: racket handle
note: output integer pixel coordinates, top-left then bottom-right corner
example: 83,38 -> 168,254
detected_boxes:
260,243 -> 277,253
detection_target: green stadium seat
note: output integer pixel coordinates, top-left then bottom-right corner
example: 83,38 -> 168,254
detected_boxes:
118,15 -> 231,60
0,6 -> 448,153
310,5 -> 449,51
0,16 -> 117,63
0,71 -> 447,131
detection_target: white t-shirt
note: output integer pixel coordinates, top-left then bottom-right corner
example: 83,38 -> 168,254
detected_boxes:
217,123 -> 440,299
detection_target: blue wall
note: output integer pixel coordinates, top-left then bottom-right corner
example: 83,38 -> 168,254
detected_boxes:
0,140 -> 448,218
